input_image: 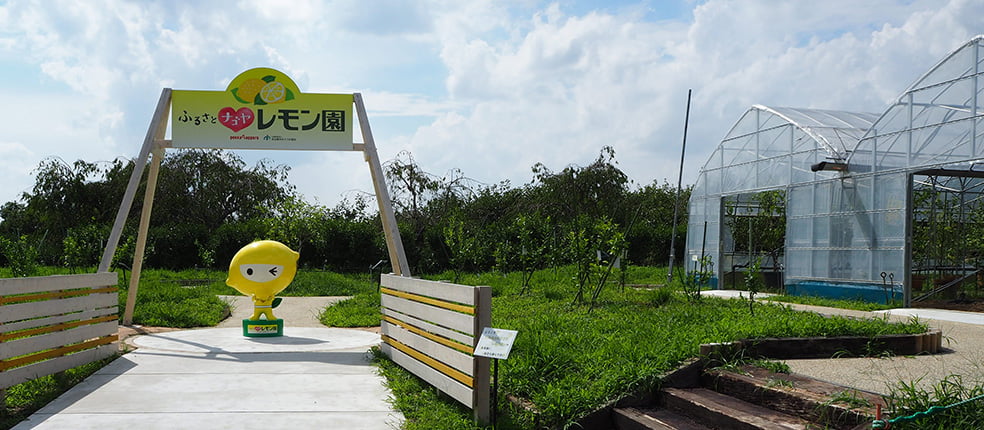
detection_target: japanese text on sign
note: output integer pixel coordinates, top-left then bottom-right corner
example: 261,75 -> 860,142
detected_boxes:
474,327 -> 518,360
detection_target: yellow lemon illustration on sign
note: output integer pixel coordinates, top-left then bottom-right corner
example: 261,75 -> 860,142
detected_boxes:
237,78 -> 266,102
227,68 -> 298,105
260,81 -> 286,104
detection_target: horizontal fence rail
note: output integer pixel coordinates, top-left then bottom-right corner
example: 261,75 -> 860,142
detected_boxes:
1,273 -> 120,390
379,274 -> 492,424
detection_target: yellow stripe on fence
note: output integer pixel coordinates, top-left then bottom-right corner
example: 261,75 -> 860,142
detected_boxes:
0,315 -> 119,342
383,316 -> 473,354
380,287 -> 475,315
382,335 -> 473,388
0,287 -> 119,305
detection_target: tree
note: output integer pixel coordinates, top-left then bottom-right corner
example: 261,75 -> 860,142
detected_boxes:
528,146 -> 629,224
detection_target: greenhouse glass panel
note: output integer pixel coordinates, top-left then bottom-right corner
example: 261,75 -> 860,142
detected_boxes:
727,137 -> 758,165
726,111 -> 759,139
874,133 -> 908,170
871,104 -> 910,137
811,249 -> 830,279
791,151 -> 817,184
978,77 -> 984,113
727,164 -> 756,191
911,123 -> 974,166
758,111 -> 788,131
874,174 -> 906,211
813,181 -> 832,215
705,168 -> 722,195
788,216 -> 811,247
913,44 -> 975,90
977,118 -> 984,156
788,185 -> 812,217
759,126 -> 790,158
911,80 -> 975,126
812,216 -> 830,245
757,155 -> 790,189
873,212 -> 906,248
873,249 -> 905,279
785,249 -> 810,278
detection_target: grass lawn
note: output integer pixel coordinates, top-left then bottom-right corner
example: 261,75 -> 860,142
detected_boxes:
332,266 -> 929,429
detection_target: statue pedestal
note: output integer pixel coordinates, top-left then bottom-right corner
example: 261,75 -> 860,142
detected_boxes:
243,318 -> 284,337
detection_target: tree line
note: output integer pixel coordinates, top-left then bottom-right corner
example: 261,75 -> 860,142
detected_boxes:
0,147 -> 690,276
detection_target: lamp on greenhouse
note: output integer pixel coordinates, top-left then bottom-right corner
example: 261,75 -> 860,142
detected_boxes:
810,161 -> 848,172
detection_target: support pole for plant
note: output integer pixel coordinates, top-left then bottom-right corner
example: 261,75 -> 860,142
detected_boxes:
668,89 -> 692,283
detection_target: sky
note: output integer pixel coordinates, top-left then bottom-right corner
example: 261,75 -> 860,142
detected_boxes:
0,0 -> 981,212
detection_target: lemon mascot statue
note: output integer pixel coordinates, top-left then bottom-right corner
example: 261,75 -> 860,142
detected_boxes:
226,240 -> 299,337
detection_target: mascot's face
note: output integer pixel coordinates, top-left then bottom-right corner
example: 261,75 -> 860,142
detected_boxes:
226,240 -> 299,298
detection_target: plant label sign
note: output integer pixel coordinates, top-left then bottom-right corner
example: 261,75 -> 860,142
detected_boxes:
474,327 -> 518,360
171,67 -> 354,151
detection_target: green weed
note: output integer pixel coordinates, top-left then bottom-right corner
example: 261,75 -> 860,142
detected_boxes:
882,375 -> 984,429
828,389 -> 872,409
751,359 -> 790,374
1,356 -> 118,430
320,291 -> 381,327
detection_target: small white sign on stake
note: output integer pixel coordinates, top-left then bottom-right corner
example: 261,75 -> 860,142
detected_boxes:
474,327 -> 518,360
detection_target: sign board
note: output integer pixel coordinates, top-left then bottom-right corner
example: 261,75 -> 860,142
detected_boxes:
171,68 -> 354,150
474,327 -> 518,360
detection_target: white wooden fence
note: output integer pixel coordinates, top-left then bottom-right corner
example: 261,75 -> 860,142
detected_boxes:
1,273 -> 119,392
379,274 -> 492,424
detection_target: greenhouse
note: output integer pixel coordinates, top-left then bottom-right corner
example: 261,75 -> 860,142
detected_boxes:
686,36 -> 984,305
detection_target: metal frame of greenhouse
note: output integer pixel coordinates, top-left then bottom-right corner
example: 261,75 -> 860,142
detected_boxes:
686,35 -> 984,305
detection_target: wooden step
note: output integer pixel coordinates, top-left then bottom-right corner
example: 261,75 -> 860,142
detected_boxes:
613,407 -> 712,430
702,366 -> 877,429
662,387 -> 812,430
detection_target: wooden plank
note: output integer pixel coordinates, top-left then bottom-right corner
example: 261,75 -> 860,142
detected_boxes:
0,286 -> 117,305
382,323 -> 473,376
381,342 -> 473,407
383,315 -> 472,354
0,335 -> 117,371
99,88 -> 171,272
0,273 -> 118,296
0,307 -> 117,334
381,274 -> 476,305
383,308 -> 474,346
382,336 -> 472,387
472,285 -> 493,425
0,315 -> 117,342
356,93 -> 411,276
0,344 -> 116,390
123,144 -> 164,326
2,322 -> 118,360
381,287 -> 474,314
381,294 -> 474,334
1,293 -> 118,324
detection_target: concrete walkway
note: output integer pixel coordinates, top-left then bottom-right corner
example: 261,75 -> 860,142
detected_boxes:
704,290 -> 984,397
13,297 -> 402,430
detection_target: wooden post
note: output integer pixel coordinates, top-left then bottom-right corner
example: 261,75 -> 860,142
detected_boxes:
122,145 -> 165,325
353,93 -> 411,276
99,89 -> 172,273
473,285 -> 492,424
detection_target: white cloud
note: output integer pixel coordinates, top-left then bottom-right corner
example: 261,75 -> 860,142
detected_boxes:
0,0 -> 982,213
403,0 -> 984,192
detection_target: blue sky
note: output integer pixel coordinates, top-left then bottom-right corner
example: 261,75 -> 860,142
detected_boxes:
0,0 -> 981,211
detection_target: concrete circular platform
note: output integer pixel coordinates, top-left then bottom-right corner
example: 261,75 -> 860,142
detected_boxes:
129,327 -> 381,354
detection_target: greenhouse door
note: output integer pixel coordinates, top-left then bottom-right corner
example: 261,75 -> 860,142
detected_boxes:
720,190 -> 786,292
909,170 -> 984,303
